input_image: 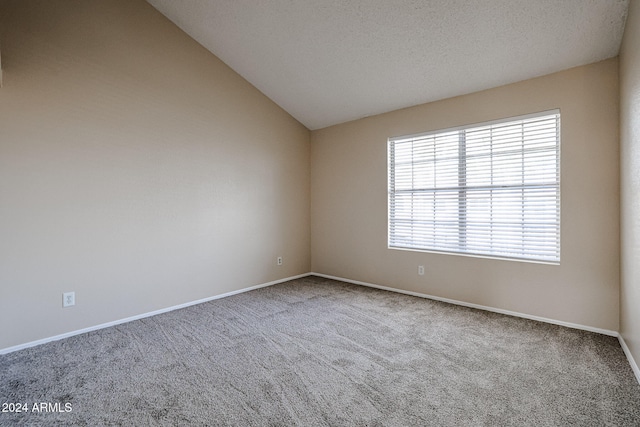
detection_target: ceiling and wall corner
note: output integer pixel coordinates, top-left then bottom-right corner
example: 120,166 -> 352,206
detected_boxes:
146,0 -> 629,130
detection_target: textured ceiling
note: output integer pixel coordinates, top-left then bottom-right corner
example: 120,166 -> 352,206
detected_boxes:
147,0 -> 629,130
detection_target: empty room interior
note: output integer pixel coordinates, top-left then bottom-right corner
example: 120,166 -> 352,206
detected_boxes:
2,0 -> 640,425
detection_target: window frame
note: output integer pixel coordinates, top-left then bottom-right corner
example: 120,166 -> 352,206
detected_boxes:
387,110 -> 561,264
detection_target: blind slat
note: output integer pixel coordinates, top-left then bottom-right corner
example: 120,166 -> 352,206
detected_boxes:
388,110 -> 560,263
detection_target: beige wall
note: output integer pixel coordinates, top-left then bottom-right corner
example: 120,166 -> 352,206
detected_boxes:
621,0 -> 640,368
311,59 -> 620,331
0,0 -> 310,350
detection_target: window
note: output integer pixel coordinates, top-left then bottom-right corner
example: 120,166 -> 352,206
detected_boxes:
388,110 -> 560,263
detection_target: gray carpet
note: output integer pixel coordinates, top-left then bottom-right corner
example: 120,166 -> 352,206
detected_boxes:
1,276 -> 639,426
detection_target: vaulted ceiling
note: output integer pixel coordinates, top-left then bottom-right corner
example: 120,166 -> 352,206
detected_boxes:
147,0 -> 629,130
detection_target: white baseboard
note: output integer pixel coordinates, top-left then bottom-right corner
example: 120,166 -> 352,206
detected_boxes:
618,334 -> 640,385
0,273 -> 312,355
312,273 -> 619,337
312,273 -> 640,386
5,271 -> 638,387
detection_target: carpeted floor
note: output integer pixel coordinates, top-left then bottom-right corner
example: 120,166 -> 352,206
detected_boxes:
1,275 -> 639,426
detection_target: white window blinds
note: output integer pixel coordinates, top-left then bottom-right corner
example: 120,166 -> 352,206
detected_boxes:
388,110 -> 560,263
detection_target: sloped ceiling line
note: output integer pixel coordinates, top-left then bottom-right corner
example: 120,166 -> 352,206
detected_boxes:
147,0 -> 629,130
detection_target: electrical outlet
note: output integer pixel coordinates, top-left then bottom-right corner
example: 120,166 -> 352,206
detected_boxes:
277,256 -> 283,266
63,292 -> 75,307
418,265 -> 425,276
